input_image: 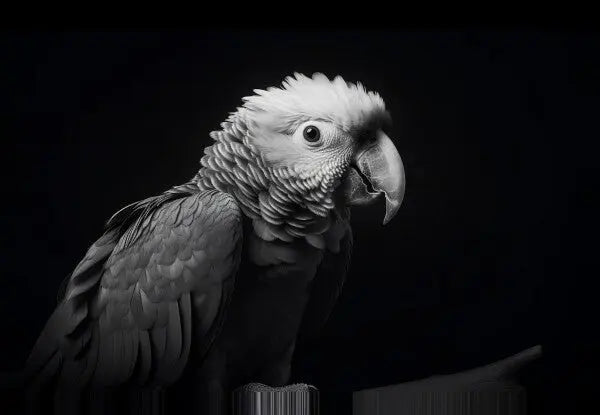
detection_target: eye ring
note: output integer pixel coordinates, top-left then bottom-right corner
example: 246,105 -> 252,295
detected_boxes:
302,125 -> 321,143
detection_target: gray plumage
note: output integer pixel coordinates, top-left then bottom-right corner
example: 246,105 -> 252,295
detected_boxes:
5,73 -> 406,415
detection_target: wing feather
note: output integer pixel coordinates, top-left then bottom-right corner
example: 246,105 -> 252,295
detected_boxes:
172,292 -> 193,377
25,189 -> 242,389
137,330 -> 152,384
150,327 -> 167,367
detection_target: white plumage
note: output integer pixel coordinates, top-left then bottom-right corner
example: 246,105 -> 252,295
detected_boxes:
241,73 -> 389,133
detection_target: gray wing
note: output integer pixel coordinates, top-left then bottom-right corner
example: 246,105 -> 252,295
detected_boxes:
298,212 -> 353,340
25,189 -> 242,388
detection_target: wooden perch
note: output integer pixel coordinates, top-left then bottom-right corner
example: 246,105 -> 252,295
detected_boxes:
353,345 -> 542,415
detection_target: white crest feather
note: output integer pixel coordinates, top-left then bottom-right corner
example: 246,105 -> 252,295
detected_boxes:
241,73 -> 389,133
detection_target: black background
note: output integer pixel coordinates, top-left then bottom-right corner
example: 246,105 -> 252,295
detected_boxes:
1,31 -> 598,414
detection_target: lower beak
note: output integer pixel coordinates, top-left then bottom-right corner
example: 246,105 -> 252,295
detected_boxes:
343,130 -> 405,224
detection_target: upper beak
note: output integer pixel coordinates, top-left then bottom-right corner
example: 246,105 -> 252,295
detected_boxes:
343,130 -> 406,224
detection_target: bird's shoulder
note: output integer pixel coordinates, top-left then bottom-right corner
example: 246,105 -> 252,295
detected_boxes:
62,188 -> 242,305
100,189 -> 242,295
47,188 -> 243,386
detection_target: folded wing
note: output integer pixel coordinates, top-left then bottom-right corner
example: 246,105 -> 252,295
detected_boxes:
25,188 -> 242,388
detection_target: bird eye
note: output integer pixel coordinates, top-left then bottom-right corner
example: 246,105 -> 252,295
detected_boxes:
302,126 -> 321,143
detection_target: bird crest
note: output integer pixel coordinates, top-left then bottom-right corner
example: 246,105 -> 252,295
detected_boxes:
240,73 -> 390,134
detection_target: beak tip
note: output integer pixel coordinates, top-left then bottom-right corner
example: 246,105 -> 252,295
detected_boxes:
382,198 -> 402,225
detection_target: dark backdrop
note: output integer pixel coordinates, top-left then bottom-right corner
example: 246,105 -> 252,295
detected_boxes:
1,31 -> 598,414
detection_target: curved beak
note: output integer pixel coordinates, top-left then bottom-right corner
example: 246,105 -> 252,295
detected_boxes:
343,130 -> 405,224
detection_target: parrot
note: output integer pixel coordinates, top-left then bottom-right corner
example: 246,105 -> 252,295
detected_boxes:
6,73 -> 406,414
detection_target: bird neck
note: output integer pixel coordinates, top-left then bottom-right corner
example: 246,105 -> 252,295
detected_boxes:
193,112 -> 344,245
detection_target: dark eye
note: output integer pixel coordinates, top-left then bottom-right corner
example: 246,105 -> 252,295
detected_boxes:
303,125 -> 321,143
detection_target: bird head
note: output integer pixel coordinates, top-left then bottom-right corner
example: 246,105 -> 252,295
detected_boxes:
198,73 -> 405,239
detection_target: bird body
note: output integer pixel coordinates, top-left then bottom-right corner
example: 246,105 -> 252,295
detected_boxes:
7,73 -> 406,414
203,208 -> 351,387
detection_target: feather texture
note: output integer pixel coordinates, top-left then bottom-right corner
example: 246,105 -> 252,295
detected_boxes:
25,189 -> 243,390
242,73 -> 390,134
197,112 -> 346,243
298,208 -> 353,340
